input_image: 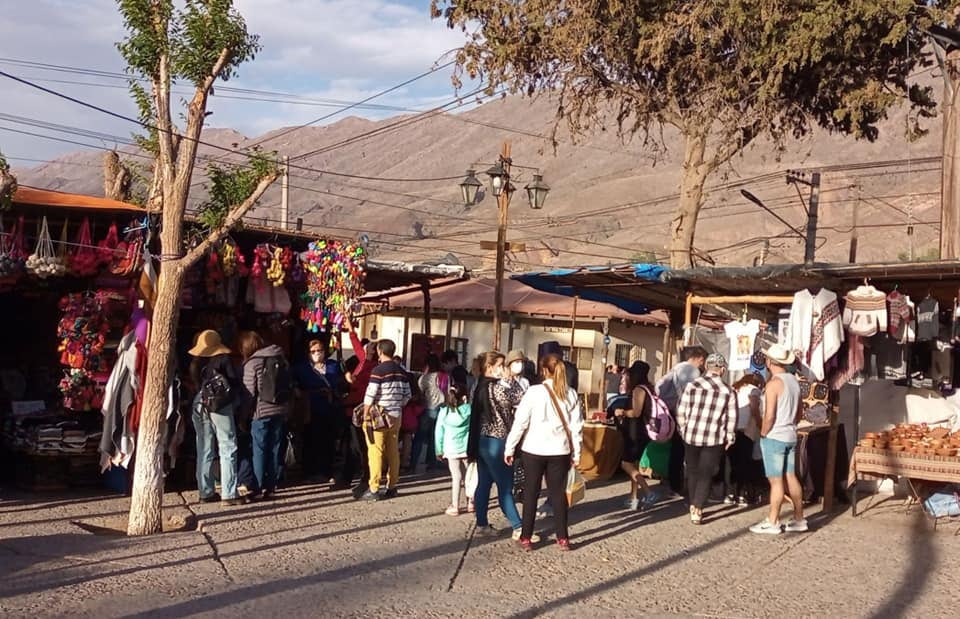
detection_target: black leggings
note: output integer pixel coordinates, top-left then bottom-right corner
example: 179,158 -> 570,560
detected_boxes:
521,452 -> 571,540
685,444 -> 725,509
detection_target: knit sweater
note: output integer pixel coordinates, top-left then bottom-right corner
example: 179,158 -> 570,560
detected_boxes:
886,290 -> 912,341
788,288 -> 844,381
843,285 -> 888,337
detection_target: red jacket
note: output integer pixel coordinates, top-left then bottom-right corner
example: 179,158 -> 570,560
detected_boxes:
346,331 -> 375,413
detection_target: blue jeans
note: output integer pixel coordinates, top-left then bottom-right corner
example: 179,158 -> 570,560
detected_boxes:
474,436 -> 522,530
192,397 -> 239,500
411,408 -> 439,469
760,437 -> 797,477
252,415 -> 286,493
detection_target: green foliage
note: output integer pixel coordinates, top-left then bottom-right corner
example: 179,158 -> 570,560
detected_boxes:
898,247 -> 940,262
629,251 -> 660,264
0,150 -> 17,211
196,149 -> 278,229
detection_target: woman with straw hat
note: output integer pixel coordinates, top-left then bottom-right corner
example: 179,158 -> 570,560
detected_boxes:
189,329 -> 244,506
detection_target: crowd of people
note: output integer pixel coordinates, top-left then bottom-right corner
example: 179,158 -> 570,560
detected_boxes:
186,325 -> 809,550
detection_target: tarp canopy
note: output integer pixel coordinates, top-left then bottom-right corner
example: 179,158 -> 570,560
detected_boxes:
380,277 -> 668,325
512,263 -> 679,314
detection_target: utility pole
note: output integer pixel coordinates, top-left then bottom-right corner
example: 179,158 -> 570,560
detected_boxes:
492,141 -> 511,351
280,155 -> 289,230
786,170 -> 822,265
849,185 -> 861,264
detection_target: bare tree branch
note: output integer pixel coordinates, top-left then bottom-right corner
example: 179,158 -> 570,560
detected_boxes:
180,171 -> 279,266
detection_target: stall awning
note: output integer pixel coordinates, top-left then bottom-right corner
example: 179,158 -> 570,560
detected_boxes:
512,263 -> 678,315
13,186 -> 145,213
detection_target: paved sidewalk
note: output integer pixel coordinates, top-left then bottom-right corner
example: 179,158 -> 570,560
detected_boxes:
1,474 -> 957,618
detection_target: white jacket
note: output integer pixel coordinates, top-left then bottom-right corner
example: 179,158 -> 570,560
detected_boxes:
505,380 -> 583,462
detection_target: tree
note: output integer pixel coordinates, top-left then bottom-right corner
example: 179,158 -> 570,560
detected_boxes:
119,0 -> 279,536
0,151 -> 16,210
431,1 -> 948,267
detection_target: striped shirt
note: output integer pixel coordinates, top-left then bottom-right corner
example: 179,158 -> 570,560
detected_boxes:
364,361 -> 411,417
676,374 -> 737,447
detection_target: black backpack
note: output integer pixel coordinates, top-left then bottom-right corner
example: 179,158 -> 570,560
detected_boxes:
259,356 -> 292,405
200,364 -> 234,413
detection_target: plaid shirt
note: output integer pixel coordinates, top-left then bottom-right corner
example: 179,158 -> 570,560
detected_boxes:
676,374 -> 737,447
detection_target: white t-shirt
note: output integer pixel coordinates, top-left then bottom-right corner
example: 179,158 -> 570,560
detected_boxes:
736,385 -> 760,432
724,319 -> 761,371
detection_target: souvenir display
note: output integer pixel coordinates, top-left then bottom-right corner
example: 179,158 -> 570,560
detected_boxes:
859,424 -> 960,459
26,215 -> 67,278
219,239 -> 248,278
0,215 -> 27,279
251,243 -> 293,287
59,368 -> 104,412
57,293 -> 110,372
69,217 -> 101,276
111,219 -> 145,276
300,240 -> 366,332
96,222 -> 120,267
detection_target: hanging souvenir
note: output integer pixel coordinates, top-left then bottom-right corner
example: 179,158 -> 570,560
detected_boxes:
57,293 -> 110,371
251,243 -> 293,287
219,239 -> 248,277
110,218 -> 145,276
70,217 -> 100,276
300,239 -> 366,332
26,216 -> 67,278
0,215 -> 27,280
59,368 -> 104,412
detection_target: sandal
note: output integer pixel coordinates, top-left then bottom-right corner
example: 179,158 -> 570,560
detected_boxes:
445,505 -> 461,516
466,500 -> 475,513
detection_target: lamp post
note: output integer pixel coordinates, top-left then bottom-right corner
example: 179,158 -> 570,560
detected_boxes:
459,141 -> 549,350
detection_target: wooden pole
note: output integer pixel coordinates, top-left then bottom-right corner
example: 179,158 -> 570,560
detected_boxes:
507,312 -> 515,351
569,295 -> 579,363
823,404 -> 840,513
492,141 -> 511,351
600,320 -> 610,408
444,309 -> 453,350
421,282 -> 431,337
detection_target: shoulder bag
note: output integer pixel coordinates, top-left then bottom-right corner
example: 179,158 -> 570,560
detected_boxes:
352,402 -> 392,431
545,386 -> 586,507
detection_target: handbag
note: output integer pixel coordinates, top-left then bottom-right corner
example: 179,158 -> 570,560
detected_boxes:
545,386 -> 586,507
352,402 -> 392,431
464,461 -> 479,498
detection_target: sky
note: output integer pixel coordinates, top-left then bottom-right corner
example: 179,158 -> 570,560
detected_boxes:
0,0 -> 471,163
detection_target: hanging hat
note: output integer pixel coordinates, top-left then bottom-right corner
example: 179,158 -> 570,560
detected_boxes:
765,343 -> 796,366
506,349 -> 527,365
188,330 -> 232,358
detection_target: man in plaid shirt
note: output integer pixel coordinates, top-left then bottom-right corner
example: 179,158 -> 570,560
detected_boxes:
676,353 -> 737,525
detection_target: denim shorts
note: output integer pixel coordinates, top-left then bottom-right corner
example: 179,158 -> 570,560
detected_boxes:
760,437 -> 796,477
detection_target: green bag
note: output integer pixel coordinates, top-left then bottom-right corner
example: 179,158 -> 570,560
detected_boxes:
640,440 -> 670,477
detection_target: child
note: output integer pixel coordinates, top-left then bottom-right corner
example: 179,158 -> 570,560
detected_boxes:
435,383 -> 473,516
399,377 -> 424,473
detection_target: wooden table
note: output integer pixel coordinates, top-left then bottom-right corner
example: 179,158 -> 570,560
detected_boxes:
848,447 -> 960,517
578,422 -> 623,482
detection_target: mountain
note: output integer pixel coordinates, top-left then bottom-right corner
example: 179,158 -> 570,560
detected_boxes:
13,85 -> 945,272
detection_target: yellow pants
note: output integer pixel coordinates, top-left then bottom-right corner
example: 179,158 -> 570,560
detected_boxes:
365,421 -> 400,492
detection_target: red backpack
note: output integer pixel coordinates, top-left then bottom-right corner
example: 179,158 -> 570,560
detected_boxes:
640,386 -> 675,443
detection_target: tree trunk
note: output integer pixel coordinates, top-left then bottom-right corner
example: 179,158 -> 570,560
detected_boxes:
669,132 -> 710,268
126,264 -> 184,536
941,51 -> 960,260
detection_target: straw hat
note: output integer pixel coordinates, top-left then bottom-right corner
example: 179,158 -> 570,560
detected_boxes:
765,343 -> 796,366
506,349 -> 527,365
188,330 -> 232,357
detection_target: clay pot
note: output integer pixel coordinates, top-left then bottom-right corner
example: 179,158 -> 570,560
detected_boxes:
936,448 -> 957,458
891,445 -> 907,453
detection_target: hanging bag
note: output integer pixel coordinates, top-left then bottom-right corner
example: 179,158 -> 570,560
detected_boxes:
464,461 -> 479,498
70,218 -> 99,276
545,385 -> 586,506
26,215 -> 66,278
96,222 -> 120,266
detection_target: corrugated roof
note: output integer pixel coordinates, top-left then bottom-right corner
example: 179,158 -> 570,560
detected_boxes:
383,277 -> 668,325
13,186 -> 145,213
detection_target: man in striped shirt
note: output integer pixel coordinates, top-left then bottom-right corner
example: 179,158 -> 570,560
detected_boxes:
360,339 -> 411,501
676,353 -> 737,524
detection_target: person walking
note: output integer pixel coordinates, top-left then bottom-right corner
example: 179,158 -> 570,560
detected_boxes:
656,346 -> 708,496
505,353 -> 583,551
240,331 -> 292,501
466,352 -> 526,539
435,383 -> 473,515
188,330 -> 243,506
611,360 -> 656,511
750,344 -> 807,535
676,353 -> 737,525
360,339 -> 411,501
413,354 -> 447,472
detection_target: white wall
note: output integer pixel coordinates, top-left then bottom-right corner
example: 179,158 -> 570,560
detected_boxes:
375,311 -> 667,394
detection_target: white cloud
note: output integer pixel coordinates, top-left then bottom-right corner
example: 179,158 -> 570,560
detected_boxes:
0,0 -> 469,161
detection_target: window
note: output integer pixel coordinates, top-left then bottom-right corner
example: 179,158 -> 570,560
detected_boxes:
450,337 -> 468,366
614,344 -> 632,368
576,347 -> 593,371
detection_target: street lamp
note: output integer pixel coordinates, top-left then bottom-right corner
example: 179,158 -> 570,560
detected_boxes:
459,169 -> 482,206
460,142 -> 549,350
525,174 -> 550,210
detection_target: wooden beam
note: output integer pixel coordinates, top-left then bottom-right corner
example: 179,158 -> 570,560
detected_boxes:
688,294 -> 796,305
480,240 -> 525,252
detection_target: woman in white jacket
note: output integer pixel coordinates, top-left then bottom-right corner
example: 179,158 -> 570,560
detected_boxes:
505,354 -> 583,551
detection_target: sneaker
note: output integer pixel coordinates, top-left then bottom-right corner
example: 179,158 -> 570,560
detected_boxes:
750,519 -> 783,535
624,497 -> 640,511
199,494 -> 220,504
382,488 -> 399,499
690,511 -> 702,525
518,537 -> 534,552
359,490 -> 381,502
723,495 -> 736,505
641,491 -> 658,507
784,518 -> 809,532
474,525 -> 502,538
221,497 -> 245,506
737,496 -> 749,507
445,505 -> 461,516
351,484 -> 366,499
511,529 -> 541,543
556,538 -> 571,551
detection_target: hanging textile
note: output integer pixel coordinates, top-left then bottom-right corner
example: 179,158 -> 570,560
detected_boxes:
788,288 -> 844,381
843,285 -> 887,337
